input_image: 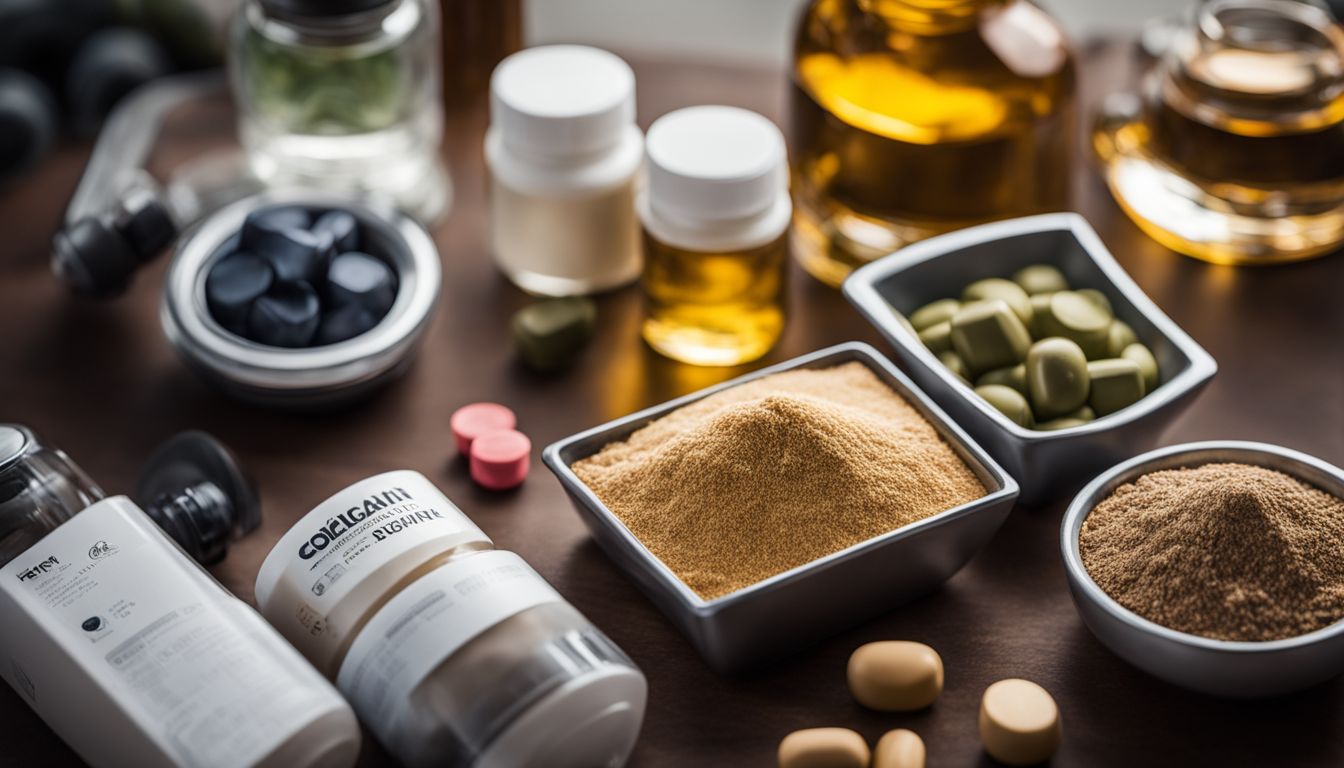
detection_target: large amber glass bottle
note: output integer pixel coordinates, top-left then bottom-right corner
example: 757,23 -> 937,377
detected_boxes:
789,0 -> 1076,286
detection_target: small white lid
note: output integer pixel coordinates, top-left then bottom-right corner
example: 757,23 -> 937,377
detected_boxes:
490,45 -> 637,159
644,105 -> 788,226
476,666 -> 647,768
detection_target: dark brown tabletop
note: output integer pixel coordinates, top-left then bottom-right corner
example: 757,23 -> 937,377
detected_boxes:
2,40 -> 1342,768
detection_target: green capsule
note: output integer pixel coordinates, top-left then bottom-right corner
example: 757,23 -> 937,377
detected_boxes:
976,364 -> 1027,396
1066,405 -> 1096,421
1028,292 -> 1055,337
1026,337 -> 1090,419
909,299 -> 961,331
1106,320 -> 1139,358
938,350 -> 971,384
1077,289 -> 1113,317
1121,343 -> 1160,392
975,384 -> 1034,427
1011,264 -> 1069,295
512,297 -> 597,372
1087,358 -> 1146,416
1037,291 -> 1111,359
962,278 -> 1033,326
892,309 -> 918,340
918,321 -> 953,354
950,299 -> 1033,374
1038,417 -> 1090,431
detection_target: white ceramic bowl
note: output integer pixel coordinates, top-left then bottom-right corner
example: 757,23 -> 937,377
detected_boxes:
1061,441 -> 1344,698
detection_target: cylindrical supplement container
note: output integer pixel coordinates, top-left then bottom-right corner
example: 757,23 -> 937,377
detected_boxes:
486,45 -> 643,296
0,425 -> 359,768
639,105 -> 791,366
255,470 -> 647,768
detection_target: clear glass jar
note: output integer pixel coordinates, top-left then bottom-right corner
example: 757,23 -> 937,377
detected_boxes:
230,0 -> 448,222
1094,0 -> 1344,265
788,0 -> 1076,286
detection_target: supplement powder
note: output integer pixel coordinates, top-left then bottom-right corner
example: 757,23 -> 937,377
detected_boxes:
1079,463 -> 1344,641
573,362 -> 987,600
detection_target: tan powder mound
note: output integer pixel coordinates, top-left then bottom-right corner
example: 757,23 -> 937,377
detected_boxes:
573,362 -> 988,600
1080,463 -> 1344,642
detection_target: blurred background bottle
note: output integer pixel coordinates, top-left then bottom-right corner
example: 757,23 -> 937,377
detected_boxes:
788,0 -> 1076,287
440,0 -> 522,107
1094,0 -> 1344,265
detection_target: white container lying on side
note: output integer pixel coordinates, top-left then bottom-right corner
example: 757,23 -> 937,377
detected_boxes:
255,470 -> 647,768
0,425 -> 359,768
486,45 -> 644,296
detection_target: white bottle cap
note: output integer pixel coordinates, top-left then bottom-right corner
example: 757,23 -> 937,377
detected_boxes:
644,105 -> 788,226
491,45 -> 637,159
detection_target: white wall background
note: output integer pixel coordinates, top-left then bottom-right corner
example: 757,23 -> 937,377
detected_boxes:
525,0 -> 1175,65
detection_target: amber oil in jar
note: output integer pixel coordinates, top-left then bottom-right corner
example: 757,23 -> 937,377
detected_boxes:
639,106 -> 791,367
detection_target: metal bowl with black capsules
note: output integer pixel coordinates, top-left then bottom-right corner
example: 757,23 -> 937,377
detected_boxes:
162,190 -> 441,408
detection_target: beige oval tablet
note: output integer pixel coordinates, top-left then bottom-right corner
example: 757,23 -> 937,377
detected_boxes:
874,729 -> 925,768
979,678 -> 1062,766
778,728 -> 870,768
848,641 -> 944,711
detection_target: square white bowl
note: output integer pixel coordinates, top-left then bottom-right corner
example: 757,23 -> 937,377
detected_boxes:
843,213 -> 1217,505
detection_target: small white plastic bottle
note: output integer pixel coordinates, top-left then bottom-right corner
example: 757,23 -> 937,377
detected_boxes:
485,45 -> 643,296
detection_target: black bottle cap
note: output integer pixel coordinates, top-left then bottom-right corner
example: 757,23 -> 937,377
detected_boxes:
65,27 -> 172,137
0,68 -> 56,182
135,431 -> 261,565
51,216 -> 140,298
260,0 -> 394,20
119,192 -> 175,262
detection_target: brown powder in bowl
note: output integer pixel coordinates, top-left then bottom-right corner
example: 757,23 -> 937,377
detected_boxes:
1079,462 -> 1344,642
571,362 -> 988,600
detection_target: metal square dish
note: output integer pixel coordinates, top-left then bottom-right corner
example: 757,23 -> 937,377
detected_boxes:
843,213 -> 1217,506
542,342 -> 1019,673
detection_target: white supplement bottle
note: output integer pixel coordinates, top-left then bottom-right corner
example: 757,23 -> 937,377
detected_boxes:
486,45 -> 643,296
255,470 -> 648,768
0,425 -> 359,768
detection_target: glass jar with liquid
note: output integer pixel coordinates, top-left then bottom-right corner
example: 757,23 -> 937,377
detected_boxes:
639,106 -> 791,367
788,0 -> 1075,286
230,0 -> 449,222
1094,0 -> 1344,265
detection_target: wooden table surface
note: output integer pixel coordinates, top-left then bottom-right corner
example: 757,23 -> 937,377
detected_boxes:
2,41 -> 1342,768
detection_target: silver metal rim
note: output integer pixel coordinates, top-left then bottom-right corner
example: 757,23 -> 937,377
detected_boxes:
1060,440 -> 1344,653
161,190 -> 440,395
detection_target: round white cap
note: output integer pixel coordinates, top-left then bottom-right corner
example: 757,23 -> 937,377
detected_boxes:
645,105 -> 788,225
490,45 -> 637,158
476,666 -> 647,768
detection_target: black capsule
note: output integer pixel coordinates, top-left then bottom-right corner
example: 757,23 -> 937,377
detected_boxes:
206,251 -> 274,336
241,215 -> 332,284
248,205 -> 312,231
315,302 -> 381,346
324,251 -> 396,317
312,210 -> 360,253
246,281 -> 320,348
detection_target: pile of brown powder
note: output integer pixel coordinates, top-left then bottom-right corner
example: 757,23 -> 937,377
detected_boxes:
1079,463 -> 1344,642
572,362 -> 988,600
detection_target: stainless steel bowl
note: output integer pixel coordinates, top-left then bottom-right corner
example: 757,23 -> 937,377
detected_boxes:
843,213 -> 1216,505
1061,441 -> 1344,698
162,190 -> 441,408
542,342 -> 1019,673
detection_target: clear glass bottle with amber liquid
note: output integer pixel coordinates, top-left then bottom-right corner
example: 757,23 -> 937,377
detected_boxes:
1094,0 -> 1344,265
789,0 -> 1076,287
